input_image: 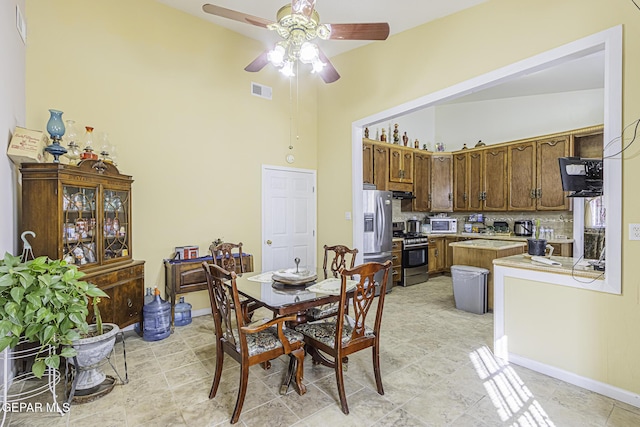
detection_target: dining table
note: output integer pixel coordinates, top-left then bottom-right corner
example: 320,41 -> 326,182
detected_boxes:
231,267 -> 357,393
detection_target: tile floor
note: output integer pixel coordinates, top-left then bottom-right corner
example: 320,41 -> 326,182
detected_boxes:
2,275 -> 640,426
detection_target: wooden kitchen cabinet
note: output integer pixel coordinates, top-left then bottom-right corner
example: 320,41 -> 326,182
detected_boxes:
445,236 -> 458,271
391,240 -> 403,286
412,151 -> 431,212
507,136 -> 570,211
483,147 -> 509,211
389,146 -> 414,184
453,153 -> 468,211
467,152 -> 483,211
371,140 -> 390,191
428,236 -> 446,274
536,136 -> 570,210
20,160 -> 144,329
430,154 -> 453,212
508,141 -> 537,211
363,141 -> 374,184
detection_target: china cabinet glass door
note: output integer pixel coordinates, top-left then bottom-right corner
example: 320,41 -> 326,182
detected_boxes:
103,188 -> 130,261
62,185 -> 98,266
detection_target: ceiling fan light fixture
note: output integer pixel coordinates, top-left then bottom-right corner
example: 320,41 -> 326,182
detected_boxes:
268,44 -> 286,67
280,60 -> 296,77
299,42 -> 319,64
311,58 -> 325,73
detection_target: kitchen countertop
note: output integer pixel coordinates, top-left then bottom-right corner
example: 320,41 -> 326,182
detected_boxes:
493,254 -> 603,280
428,232 -> 574,245
449,239 -> 527,250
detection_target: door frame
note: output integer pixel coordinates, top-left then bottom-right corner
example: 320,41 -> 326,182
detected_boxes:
351,25 -> 622,294
261,164 -> 318,270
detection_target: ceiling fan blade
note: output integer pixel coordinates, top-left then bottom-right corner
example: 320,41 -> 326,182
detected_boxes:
326,23 -> 390,41
202,4 -> 274,29
317,49 -> 340,84
291,0 -> 316,18
244,50 -> 270,72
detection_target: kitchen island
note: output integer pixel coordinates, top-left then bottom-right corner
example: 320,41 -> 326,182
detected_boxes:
449,239 -> 526,310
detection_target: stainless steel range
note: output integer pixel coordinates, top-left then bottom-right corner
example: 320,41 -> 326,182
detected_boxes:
393,222 -> 429,286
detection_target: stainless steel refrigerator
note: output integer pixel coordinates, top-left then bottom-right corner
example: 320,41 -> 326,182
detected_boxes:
362,189 -> 393,294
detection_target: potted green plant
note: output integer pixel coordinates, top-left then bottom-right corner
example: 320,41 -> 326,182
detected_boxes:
0,252 -> 108,378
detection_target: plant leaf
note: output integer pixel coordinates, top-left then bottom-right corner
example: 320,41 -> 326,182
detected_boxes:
42,325 -> 55,345
0,335 -> 13,352
45,354 -> 60,369
59,346 -> 76,358
10,286 -> 25,303
32,359 -> 46,378
86,286 -> 108,298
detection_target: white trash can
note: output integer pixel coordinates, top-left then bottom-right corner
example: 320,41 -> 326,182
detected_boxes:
450,265 -> 489,314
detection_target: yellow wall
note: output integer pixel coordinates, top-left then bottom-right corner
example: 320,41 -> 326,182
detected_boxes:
25,0 -> 640,395
25,0 -> 318,310
316,0 -> 640,395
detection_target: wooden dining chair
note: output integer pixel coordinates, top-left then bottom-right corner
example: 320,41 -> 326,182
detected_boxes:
295,260 -> 392,415
322,244 -> 358,279
202,262 -> 306,424
210,241 -> 245,274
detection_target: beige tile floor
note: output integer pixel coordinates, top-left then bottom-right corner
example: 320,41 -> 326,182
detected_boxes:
3,275 -> 640,426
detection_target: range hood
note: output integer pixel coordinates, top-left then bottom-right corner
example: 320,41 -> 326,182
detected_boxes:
392,191 -> 415,200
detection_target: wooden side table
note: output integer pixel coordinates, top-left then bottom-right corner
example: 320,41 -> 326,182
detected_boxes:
164,254 -> 253,329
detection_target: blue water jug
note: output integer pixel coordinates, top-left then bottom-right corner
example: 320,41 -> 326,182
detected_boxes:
174,296 -> 192,327
143,288 -> 171,341
134,288 -> 155,334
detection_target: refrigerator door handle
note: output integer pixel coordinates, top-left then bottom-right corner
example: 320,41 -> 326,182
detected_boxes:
376,196 -> 384,246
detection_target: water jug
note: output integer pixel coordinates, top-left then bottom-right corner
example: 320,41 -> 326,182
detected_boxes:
134,288 -> 155,334
174,296 -> 192,327
143,288 -> 171,341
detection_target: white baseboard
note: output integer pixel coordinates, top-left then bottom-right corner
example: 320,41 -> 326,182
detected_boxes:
192,307 -> 212,318
508,352 -> 640,409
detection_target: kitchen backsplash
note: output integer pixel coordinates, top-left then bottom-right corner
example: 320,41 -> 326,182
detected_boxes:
392,200 -> 574,238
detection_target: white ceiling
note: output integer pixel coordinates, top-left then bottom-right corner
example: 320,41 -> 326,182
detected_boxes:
155,0 -> 604,99
156,0 -> 488,57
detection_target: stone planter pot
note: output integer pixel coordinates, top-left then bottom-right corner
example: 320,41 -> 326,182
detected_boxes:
68,323 -> 119,392
527,238 -> 548,256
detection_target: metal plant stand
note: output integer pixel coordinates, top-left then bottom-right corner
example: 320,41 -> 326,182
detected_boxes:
64,330 -> 129,404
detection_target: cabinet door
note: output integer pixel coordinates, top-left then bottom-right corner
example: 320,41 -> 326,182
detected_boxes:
428,240 -> 438,273
483,147 -> 508,211
468,152 -> 483,211
62,184 -> 99,268
389,147 -> 412,183
413,152 -> 431,212
435,238 -> 446,271
445,236 -> 457,270
453,153 -> 468,211
537,136 -> 570,210
363,142 -> 374,184
114,277 -> 144,328
402,150 -> 414,184
508,141 -> 537,211
430,155 -> 453,212
103,188 -> 132,263
372,145 -> 389,191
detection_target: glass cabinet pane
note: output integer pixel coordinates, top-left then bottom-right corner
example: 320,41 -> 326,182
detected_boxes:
103,189 -> 130,261
62,185 -> 97,266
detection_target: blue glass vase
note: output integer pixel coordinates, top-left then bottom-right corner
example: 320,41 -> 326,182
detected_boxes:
44,109 -> 67,163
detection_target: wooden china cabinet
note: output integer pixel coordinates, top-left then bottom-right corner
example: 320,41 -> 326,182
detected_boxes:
19,160 -> 144,329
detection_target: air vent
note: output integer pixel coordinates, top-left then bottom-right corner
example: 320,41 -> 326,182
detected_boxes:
251,82 -> 272,100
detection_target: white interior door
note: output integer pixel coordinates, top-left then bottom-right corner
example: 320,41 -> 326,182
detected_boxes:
262,166 -> 317,272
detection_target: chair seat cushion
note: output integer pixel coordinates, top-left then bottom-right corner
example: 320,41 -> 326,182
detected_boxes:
295,316 -> 374,349
228,327 -> 304,357
308,303 -> 338,320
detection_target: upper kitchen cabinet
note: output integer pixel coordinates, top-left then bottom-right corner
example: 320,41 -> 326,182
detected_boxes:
430,154 -> 453,212
507,135 -> 571,211
572,125 -> 604,158
483,147 -> 508,211
453,152 -> 468,211
389,146 -> 414,185
413,151 -> 431,211
507,141 -> 537,211
536,136 -> 570,210
363,139 -> 391,191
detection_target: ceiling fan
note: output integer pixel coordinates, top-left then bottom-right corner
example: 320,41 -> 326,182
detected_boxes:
202,1 -> 390,83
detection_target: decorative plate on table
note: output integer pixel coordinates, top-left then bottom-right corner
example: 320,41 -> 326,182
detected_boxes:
307,278 -> 359,295
271,268 -> 317,286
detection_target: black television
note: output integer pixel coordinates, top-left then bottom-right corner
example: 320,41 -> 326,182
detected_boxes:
558,157 -> 603,197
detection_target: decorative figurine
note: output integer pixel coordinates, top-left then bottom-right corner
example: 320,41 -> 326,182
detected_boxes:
475,140 -> 486,147
364,127 -> 369,138
422,143 -> 428,150
380,128 -> 387,142
393,124 -> 399,144
462,143 -> 468,150
436,142 -> 445,152
414,139 -> 419,149
403,132 -> 409,146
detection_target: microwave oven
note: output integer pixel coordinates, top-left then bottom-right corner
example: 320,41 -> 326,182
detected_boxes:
430,218 -> 458,234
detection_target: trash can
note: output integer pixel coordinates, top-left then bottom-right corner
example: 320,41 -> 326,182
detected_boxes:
450,265 -> 489,314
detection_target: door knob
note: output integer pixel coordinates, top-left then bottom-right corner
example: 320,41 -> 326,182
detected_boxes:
266,240 -> 272,245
